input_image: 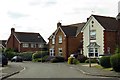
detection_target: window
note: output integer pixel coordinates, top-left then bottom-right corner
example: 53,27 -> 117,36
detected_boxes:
58,48 -> 62,56
50,49 -> 55,56
90,30 -> 96,40
59,35 -> 62,43
89,48 -> 94,57
31,43 -> 36,48
38,44 -> 43,48
52,37 -> 55,44
22,43 -> 29,48
88,48 -> 98,57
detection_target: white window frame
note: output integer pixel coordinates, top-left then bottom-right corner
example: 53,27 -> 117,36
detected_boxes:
22,43 -> 29,48
59,35 -> 62,43
58,48 -> 62,56
52,37 -> 55,44
88,48 -> 99,58
90,30 -> 96,40
49,49 -> 54,56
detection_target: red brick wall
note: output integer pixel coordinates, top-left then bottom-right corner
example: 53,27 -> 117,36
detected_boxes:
68,33 -> 83,56
104,31 -> 117,54
55,29 -> 67,59
7,34 -> 19,51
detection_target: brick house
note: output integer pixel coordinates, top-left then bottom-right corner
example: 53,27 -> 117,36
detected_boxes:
82,15 -> 120,58
48,22 -> 85,60
6,28 -> 46,52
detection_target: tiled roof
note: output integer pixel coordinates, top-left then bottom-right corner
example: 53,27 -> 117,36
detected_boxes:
92,15 -> 118,31
14,32 -> 46,43
61,23 -> 85,37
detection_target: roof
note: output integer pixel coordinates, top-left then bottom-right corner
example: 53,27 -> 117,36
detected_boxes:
92,15 -> 118,31
14,32 -> 46,43
87,42 -> 100,48
61,23 -> 85,37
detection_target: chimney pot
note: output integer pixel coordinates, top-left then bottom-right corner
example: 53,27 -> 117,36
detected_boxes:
57,22 -> 62,28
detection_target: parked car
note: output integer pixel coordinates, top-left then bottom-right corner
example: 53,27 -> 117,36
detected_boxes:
0,53 -> 8,67
11,56 -> 23,62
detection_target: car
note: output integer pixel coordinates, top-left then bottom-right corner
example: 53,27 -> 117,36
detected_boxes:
11,56 -> 23,62
0,53 -> 8,67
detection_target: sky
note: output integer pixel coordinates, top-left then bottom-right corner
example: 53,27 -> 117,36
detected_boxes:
0,0 -> 120,42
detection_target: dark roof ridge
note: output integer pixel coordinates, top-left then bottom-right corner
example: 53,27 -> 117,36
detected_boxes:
15,32 -> 39,34
92,14 -> 115,19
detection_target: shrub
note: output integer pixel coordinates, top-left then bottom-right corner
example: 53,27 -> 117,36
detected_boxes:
50,56 -> 65,63
21,52 -> 33,61
4,48 -> 15,60
85,58 -> 97,63
32,51 -> 48,62
110,53 -> 120,72
100,56 -> 111,68
77,54 -> 87,63
73,58 -> 79,65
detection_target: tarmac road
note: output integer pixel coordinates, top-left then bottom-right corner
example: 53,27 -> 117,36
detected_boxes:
6,61 -> 119,80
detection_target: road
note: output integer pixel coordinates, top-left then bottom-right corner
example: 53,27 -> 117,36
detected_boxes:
6,61 -> 118,79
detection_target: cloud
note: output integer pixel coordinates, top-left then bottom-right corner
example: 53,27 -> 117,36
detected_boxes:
7,11 -> 29,19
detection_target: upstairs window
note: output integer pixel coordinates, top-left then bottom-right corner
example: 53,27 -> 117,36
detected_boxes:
59,35 -> 62,43
90,30 -> 96,40
52,36 -> 55,44
22,43 -> 29,48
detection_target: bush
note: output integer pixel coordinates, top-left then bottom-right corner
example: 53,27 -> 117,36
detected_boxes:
73,58 -> 79,65
110,53 -> 120,72
50,56 -> 65,63
32,51 -> 48,62
77,54 -> 87,63
21,52 -> 33,61
100,56 -> 111,68
85,58 -> 97,63
4,48 -> 15,60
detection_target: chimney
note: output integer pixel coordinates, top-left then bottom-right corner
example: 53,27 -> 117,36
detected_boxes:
57,22 -> 62,28
11,28 -> 15,34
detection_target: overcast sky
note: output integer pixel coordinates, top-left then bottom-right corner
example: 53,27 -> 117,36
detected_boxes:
0,0 -> 120,42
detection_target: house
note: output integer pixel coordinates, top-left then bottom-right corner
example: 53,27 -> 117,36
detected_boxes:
48,22 -> 85,60
81,14 -> 120,58
6,28 -> 46,52
0,40 -> 7,51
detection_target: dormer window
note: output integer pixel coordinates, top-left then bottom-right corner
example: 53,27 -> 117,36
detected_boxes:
59,35 -> 62,43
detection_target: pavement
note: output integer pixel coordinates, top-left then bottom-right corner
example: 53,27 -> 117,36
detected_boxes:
0,62 -> 24,80
67,63 -> 120,78
0,62 -> 120,80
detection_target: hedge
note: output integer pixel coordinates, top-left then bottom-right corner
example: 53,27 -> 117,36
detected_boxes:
100,56 -> 111,68
110,53 -> 120,72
